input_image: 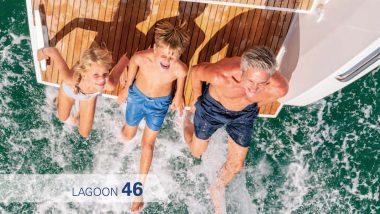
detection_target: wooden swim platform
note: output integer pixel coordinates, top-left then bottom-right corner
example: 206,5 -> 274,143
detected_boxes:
29,0 -> 314,117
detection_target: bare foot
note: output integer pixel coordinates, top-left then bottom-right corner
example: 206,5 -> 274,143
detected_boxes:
183,110 -> 194,146
209,185 -> 226,214
131,196 -> 144,213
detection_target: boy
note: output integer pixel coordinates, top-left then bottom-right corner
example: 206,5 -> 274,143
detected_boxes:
117,21 -> 190,212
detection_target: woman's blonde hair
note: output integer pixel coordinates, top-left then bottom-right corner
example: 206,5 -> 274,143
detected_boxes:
154,21 -> 190,53
72,47 -> 113,93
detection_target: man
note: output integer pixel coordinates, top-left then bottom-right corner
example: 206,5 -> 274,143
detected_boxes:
183,47 -> 289,213
117,21 -> 190,212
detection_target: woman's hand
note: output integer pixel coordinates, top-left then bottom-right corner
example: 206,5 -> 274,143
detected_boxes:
37,48 -> 49,61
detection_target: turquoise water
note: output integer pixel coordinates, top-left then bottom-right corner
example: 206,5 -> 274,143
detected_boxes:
0,1 -> 379,213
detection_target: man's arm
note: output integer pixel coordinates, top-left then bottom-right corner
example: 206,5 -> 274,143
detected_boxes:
257,71 -> 289,105
191,62 -> 218,100
38,47 -> 72,82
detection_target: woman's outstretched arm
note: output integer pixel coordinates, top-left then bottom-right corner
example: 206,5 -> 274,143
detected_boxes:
37,47 -> 73,82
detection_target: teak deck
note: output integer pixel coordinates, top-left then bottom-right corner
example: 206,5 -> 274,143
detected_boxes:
30,0 -> 314,117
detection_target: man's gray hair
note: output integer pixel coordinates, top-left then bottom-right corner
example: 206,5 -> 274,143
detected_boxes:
241,47 -> 277,76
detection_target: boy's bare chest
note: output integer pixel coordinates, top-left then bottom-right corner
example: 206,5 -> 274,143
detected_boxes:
139,65 -> 177,83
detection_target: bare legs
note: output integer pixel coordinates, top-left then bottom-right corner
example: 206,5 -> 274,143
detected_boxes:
209,137 -> 248,214
57,87 -> 97,138
57,87 -> 74,121
78,97 -> 97,138
183,111 -> 209,157
121,123 -> 138,140
183,110 -> 248,214
122,124 -> 159,212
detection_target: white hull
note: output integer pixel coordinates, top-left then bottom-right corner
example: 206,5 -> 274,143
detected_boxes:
279,0 -> 380,106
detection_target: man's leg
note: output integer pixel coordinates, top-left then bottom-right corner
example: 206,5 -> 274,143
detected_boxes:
183,110 -> 194,145
209,137 -> 248,214
131,126 -> 159,212
183,111 -> 210,158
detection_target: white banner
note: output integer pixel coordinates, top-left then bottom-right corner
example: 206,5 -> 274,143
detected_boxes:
0,174 -> 168,203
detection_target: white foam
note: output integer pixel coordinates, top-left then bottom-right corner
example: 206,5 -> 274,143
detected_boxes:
361,105 -> 373,119
23,93 -> 230,212
0,31 -> 30,65
244,157 -> 273,213
9,33 -> 29,45
278,145 -> 310,213
1,28 -> 379,213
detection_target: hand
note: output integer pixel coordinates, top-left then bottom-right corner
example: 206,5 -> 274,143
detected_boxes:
37,48 -> 48,61
117,88 -> 129,105
170,95 -> 184,116
119,70 -> 128,86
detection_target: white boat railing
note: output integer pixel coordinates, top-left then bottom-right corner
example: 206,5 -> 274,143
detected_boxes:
180,0 -> 322,14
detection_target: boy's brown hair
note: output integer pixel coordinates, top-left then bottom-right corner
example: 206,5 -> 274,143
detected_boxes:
154,21 -> 190,53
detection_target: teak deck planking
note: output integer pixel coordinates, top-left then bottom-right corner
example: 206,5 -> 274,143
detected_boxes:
32,0 -> 314,116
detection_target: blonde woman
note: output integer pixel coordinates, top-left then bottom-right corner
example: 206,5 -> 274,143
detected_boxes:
38,47 -> 128,137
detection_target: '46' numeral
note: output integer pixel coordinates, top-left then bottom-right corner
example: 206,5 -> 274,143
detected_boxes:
122,182 -> 143,196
